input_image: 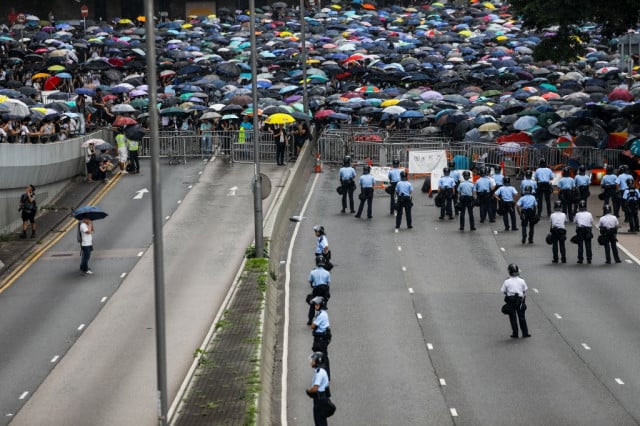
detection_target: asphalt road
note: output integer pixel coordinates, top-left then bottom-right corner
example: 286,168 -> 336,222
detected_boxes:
285,167 -> 640,425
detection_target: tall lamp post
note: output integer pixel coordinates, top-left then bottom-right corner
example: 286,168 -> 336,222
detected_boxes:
250,0 -> 264,258
299,0 -> 309,115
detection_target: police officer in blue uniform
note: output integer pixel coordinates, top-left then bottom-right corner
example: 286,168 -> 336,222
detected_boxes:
339,156 -> 357,213
395,171 -> 413,229
516,185 -> 538,244
474,168 -> 495,223
355,165 -> 375,219
458,171 -> 476,231
616,165 -> 633,220
494,176 -> 518,231
534,158 -> 554,218
438,167 -> 456,220
574,165 -> 591,209
557,167 -> 576,221
623,178 -> 640,232
520,169 -> 537,196
388,159 -> 402,214
448,161 -> 461,215
600,165 -> 618,212
306,352 -> 331,426
307,256 -> 331,325
309,296 -> 331,378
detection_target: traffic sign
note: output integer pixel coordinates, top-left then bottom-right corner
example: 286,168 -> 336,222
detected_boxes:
17,13 -> 26,23
81,5 -> 89,18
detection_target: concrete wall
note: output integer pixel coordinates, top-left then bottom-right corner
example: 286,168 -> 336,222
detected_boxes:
0,130 -> 112,235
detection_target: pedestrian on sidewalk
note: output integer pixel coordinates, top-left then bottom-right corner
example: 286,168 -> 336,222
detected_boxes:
19,185 -> 37,239
79,217 -> 94,275
501,264 -> 530,339
598,205 -> 621,264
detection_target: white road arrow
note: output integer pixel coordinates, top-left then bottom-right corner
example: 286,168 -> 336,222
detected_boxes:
227,186 -> 238,196
133,188 -> 149,200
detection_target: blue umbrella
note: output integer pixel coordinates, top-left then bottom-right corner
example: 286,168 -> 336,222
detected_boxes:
75,88 -> 95,96
400,110 -> 424,119
73,206 -> 108,221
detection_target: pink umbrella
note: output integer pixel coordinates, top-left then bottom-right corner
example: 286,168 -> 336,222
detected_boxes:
314,109 -> 335,119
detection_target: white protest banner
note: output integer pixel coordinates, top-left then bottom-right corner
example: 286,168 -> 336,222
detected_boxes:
408,150 -> 448,191
370,166 -> 391,183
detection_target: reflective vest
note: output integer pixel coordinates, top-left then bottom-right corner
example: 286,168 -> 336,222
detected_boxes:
127,139 -> 139,151
115,134 -> 127,149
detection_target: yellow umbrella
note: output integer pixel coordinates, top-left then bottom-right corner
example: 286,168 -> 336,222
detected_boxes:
279,31 -> 293,37
32,72 -> 51,80
0,95 -> 9,103
181,23 -> 193,29
478,122 -> 501,132
47,65 -> 65,71
331,4 -> 341,9
118,18 -> 133,25
482,1 -> 496,9
265,113 -> 295,125
380,99 -> 400,107
136,16 -> 146,22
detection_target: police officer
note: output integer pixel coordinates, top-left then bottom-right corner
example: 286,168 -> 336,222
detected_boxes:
622,178 -> 640,233
338,156 -> 356,213
458,171 -> 476,231
600,165 -> 618,212
438,167 -> 456,220
395,170 -> 413,229
313,225 -> 331,269
309,296 -> 331,378
307,256 -> 331,325
355,165 -> 375,219
500,264 -> 530,339
127,136 -> 140,174
574,165 -> 591,209
573,200 -> 594,264
448,161 -> 461,215
616,165 -> 633,220
534,158 -> 554,218
516,186 -> 538,244
489,166 -> 503,220
549,200 -> 567,263
557,166 -> 576,221
306,351 -> 331,426
598,205 -> 621,264
388,159 -> 402,214
520,169 -> 537,196
475,168 -> 495,223
494,176 -> 518,231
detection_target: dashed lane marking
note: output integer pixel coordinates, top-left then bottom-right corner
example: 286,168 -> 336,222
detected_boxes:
417,313 -> 423,319
188,185 -> 193,189
19,392 -> 28,400
401,266 -> 407,271
120,272 -> 127,278
77,324 -> 85,331
532,288 -> 539,293
427,343 -> 434,350
165,215 -> 170,220
625,259 -> 632,264
397,246 -> 402,251
394,229 -> 398,233
493,230 -> 498,235
177,200 -> 182,204
450,408 -> 458,417
408,288 -> 414,294
615,378 -> 625,385
439,378 -> 446,386
500,247 -> 505,252
554,313 -> 562,319
100,297 -> 108,303
137,252 -> 144,257
581,343 -> 591,350
50,355 -> 59,363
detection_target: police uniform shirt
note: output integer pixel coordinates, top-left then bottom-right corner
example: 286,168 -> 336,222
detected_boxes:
517,194 -> 537,209
396,180 -> 413,196
557,177 -> 575,190
574,211 -> 593,227
598,214 -> 618,229
493,173 -> 504,186
495,185 -> 517,202
439,175 -> 456,189
309,267 -> 331,287
501,276 -> 528,297
474,177 -> 492,193
458,180 -> 474,196
312,367 -> 329,392
601,174 -> 617,187
451,169 -> 461,184
616,173 -> 632,191
623,188 -> 640,200
575,175 -> 590,187
550,211 -> 567,229
521,179 -> 537,194
316,235 -> 328,255
360,173 -> 376,188
339,166 -> 356,182
388,167 -> 402,183
534,167 -> 554,183
313,310 -> 330,333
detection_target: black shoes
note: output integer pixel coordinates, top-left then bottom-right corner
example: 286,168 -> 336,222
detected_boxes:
523,334 -> 532,338
510,334 -> 518,338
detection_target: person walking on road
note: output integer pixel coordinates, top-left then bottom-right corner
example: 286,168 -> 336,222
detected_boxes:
516,186 -> 538,244
534,158 -> 554,218
115,130 -> 129,174
388,159 -> 402,214
79,217 -> 94,275
307,256 -> 331,325
549,201 -> 567,263
306,352 -> 331,426
457,171 -> 476,231
501,264 -> 530,339
598,205 -> 621,264
309,297 -> 331,378
494,176 -> 518,231
474,167 -> 495,223
395,170 -> 413,229
438,167 -> 456,220
19,184 -> 37,239
127,137 -> 140,174
622,178 -> 639,232
355,165 -> 375,219
573,200 -> 594,264
338,156 -> 356,213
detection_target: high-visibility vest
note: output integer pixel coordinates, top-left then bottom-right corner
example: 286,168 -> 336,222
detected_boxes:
115,134 -> 127,149
128,139 -> 139,151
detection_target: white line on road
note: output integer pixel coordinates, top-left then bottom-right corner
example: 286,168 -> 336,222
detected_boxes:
188,185 -> 193,189
394,228 -> 398,233
19,392 -> 28,400
401,266 -> 407,271
493,230 -> 498,235
427,343 -> 434,350
500,247 -> 505,252
532,288 -> 539,293
617,243 -> 640,265
450,408 -> 458,417
77,324 -> 85,331
417,313 -> 423,319
120,272 -> 127,278
581,343 -> 591,350
137,252 -> 143,257
50,355 -> 59,363
397,245 -> 402,251
177,200 -> 182,204
165,215 -> 170,220
100,297 -> 108,303
554,313 -> 562,319
439,378 -> 446,386
625,259 -> 632,264
615,378 -> 625,385
408,288 -> 414,293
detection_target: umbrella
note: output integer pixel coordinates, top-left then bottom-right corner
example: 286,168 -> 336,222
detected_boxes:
112,116 -> 138,127
200,111 -> 222,120
111,104 -> 137,113
264,113 -> 295,125
0,99 -> 30,119
73,205 -> 108,221
513,115 -> 538,131
478,122 -> 501,132
221,114 -> 239,120
630,139 -> 640,156
125,125 -> 146,141
82,138 -> 108,148
314,109 -> 335,119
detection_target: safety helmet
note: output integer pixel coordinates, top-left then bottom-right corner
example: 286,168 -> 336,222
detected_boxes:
524,170 -> 532,179
400,170 -> 407,180
554,200 -> 563,210
443,167 -> 450,176
462,170 -> 471,180
310,351 -> 325,366
503,176 -> 511,185
313,225 -> 325,234
524,185 -> 533,194
602,204 -> 612,214
392,158 -> 400,166
479,168 -> 486,177
606,164 -> 614,174
343,156 -> 351,166
508,263 -> 520,277
578,165 -> 586,174
619,164 -> 629,173
628,178 -> 635,187
315,255 -> 326,267
539,158 -> 547,167
562,166 -> 570,177
578,200 -> 587,210
311,296 -> 325,307
448,160 -> 455,168
363,165 -> 371,174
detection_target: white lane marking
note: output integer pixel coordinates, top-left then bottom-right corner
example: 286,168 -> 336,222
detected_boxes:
625,259 -> 632,264
227,186 -> 238,196
19,392 -> 29,400
137,252 -> 144,257
493,230 -> 498,235
615,378 -> 625,385
554,313 -> 562,319
177,200 -> 182,204
532,288 -> 539,293
581,343 -> 591,350
188,185 -> 193,189
427,343 -> 434,350
500,247 -> 505,252
617,243 -> 640,265
282,172 -> 321,426
77,324 -> 85,331
401,266 -> 407,272
417,313 -> 422,319
395,228 -> 399,233
450,408 -> 458,417
165,215 -> 170,220
50,355 -> 59,363
100,297 -> 108,303
439,378 -> 446,386
397,245 -> 402,251
280,260 -> 286,264
132,188 -> 149,200
198,171 -> 202,175
408,288 -> 414,294
120,272 -> 127,278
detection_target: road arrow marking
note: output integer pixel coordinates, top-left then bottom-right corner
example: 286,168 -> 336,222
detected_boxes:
133,188 -> 149,200
227,186 -> 238,196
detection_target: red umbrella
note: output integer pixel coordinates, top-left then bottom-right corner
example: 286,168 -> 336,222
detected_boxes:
43,76 -> 62,90
314,109 -> 335,119
606,132 -> 628,149
607,88 -> 633,102
112,116 -> 138,127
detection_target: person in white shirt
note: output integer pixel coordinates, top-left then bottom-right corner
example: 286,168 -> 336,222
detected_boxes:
549,201 -> 567,263
573,200 -> 594,264
598,205 -> 621,264
79,218 -> 94,275
500,264 -> 530,339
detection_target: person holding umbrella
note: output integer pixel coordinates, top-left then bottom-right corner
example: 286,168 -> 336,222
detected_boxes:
74,206 -> 108,275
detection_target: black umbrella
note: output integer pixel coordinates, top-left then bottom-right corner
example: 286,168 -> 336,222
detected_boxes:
73,205 -> 108,221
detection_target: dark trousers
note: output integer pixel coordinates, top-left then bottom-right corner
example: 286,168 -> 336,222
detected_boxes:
575,186 -> 590,210
80,245 -> 92,272
628,206 -> 639,231
505,296 -> 528,337
313,395 -> 329,426
389,182 -> 397,214
602,187 -> 617,213
602,234 -> 621,263
536,183 -> 552,217
440,196 -> 453,219
396,202 -> 412,228
341,182 -> 355,212
551,228 -> 567,262
576,227 -> 593,262
478,193 -> 492,222
129,150 -> 139,173
501,202 -> 517,230
355,187 -> 373,218
275,142 -> 286,165
560,189 -> 575,220
459,197 -> 475,230
521,218 -> 535,243
308,285 -> 330,324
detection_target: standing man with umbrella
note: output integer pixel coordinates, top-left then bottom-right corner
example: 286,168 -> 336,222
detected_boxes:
74,206 -> 108,275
